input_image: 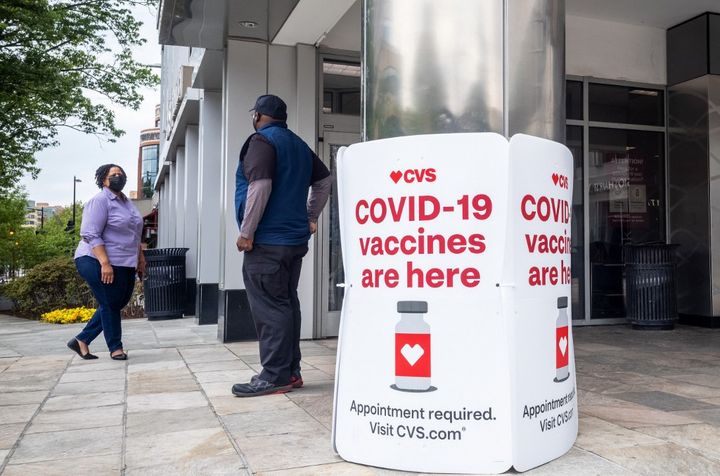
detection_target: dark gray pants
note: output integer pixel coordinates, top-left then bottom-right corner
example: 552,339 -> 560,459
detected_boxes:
242,244 -> 308,384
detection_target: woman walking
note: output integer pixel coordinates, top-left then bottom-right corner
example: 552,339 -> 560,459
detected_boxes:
67,164 -> 145,360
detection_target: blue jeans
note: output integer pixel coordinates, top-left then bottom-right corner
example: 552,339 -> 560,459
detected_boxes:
75,256 -> 136,353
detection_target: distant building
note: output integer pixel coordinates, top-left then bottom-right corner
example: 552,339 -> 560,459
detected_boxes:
23,201 -> 62,229
132,106 -> 161,247
137,127 -> 160,199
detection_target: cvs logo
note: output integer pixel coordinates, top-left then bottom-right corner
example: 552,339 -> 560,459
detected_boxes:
390,168 -> 437,184
552,173 -> 569,189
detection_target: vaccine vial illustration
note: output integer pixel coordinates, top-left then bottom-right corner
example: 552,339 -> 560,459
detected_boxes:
394,301 -> 432,391
554,296 -> 570,383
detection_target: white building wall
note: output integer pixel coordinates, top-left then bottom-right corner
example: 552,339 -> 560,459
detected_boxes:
197,91 -> 222,285
566,14 -> 666,85
295,44 -> 319,339
167,163 -> 176,247
220,40 -> 319,338
221,40 -> 267,291
174,147 -> 186,248
184,126 -> 199,279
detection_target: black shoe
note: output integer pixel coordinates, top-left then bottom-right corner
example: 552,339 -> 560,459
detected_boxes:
290,370 -> 303,388
232,377 -> 292,397
110,352 -> 128,361
67,338 -> 98,360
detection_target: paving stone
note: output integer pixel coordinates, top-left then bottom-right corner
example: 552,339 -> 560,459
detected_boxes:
0,404 -> 39,424
0,390 -> 47,405
580,397 -> 701,429
52,377 -> 125,396
27,405 -> 124,434
123,347 -> 180,364
0,448 -> 9,465
286,394 -> 334,429
575,416 -> 665,451
1,453 -> 121,476
126,391 -> 208,413
236,430 -> 341,472
59,368 -> 125,383
187,359 -> 252,373
223,407 -> 326,438
198,381 -> 240,397
65,360 -> 125,373
42,392 -> 124,412
612,390 -> 717,412
638,423 -> 720,461
256,462 -> 385,475
126,359 -> 186,374
124,455 -> 249,476
521,447 -> 635,475
9,425 -> 122,464
124,427 -> 237,469
127,371 -> 198,395
0,423 -> 25,449
126,406 -> 220,437
592,442 -> 720,475
194,369 -> 256,384
179,346 -> 240,364
208,394 -> 298,416
300,355 -> 337,365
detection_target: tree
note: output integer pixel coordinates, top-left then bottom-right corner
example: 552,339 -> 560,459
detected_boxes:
0,0 -> 158,192
0,188 -> 29,277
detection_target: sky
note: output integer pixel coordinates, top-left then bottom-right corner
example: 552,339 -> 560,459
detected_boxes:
20,5 -> 162,207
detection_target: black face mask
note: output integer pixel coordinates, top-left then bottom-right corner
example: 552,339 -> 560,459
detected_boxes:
108,174 -> 127,192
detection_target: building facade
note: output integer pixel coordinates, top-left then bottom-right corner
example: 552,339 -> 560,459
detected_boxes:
155,0 -> 720,341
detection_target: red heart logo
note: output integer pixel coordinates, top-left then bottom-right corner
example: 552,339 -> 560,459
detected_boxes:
390,171 -> 402,183
552,173 -> 559,185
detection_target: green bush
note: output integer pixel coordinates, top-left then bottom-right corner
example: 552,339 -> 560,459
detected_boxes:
2,257 -> 95,318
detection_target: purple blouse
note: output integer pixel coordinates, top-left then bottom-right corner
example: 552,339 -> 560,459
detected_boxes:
74,187 -> 143,268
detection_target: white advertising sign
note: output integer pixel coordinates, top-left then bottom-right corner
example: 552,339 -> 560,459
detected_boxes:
332,133 -> 577,474
505,134 -> 577,472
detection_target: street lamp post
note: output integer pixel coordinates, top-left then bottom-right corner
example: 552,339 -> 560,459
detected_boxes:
73,175 -> 82,233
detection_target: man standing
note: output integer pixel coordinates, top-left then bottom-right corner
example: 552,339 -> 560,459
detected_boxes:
232,94 -> 331,397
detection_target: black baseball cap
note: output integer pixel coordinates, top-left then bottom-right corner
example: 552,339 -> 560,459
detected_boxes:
250,94 -> 287,121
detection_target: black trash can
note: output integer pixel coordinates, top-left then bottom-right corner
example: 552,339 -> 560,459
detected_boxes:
624,243 -> 678,330
143,248 -> 188,320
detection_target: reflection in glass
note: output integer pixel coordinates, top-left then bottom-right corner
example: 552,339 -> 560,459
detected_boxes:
566,81 -> 583,120
588,128 -> 665,318
589,84 -> 664,126
328,145 -> 345,312
565,126 -> 584,320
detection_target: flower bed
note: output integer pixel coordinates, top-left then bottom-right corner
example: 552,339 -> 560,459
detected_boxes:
41,307 -> 95,324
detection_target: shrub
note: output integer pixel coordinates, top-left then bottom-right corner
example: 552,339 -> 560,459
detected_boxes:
2,256 -> 95,317
41,306 -> 95,324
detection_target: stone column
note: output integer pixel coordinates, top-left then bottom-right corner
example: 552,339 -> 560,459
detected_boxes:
363,0 -> 565,141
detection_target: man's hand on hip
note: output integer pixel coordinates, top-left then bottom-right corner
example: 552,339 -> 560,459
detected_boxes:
237,235 -> 254,252
309,221 -> 317,234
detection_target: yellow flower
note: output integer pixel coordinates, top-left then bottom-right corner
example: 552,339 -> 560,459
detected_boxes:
41,307 -> 96,324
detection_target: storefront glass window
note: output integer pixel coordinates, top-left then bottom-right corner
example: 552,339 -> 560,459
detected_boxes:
328,144 -> 344,312
566,125 -> 585,320
588,128 -> 665,319
589,84 -> 664,126
566,81 -> 583,120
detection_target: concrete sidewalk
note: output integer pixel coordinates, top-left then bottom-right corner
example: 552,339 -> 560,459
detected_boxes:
1,315 -> 720,475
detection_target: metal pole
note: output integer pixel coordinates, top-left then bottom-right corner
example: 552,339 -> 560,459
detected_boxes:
40,207 -> 44,230
72,175 -> 76,233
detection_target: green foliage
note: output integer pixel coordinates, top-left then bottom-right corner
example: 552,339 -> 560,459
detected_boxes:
0,0 -> 159,192
0,187 -> 29,277
2,256 -> 94,317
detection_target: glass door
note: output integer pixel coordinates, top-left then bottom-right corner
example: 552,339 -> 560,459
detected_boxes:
317,131 -> 360,337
